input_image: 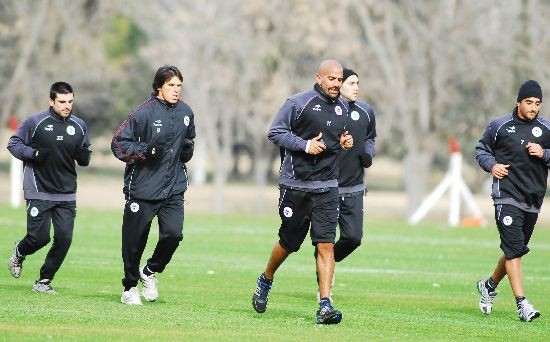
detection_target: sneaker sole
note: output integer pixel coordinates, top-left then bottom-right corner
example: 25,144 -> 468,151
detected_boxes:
142,295 -> 158,302
316,311 -> 343,324
521,312 -> 541,322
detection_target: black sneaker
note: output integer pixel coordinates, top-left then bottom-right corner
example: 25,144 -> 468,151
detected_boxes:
316,298 -> 342,324
252,273 -> 272,313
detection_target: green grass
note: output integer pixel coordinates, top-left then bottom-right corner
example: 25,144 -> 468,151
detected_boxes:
1,205 -> 549,341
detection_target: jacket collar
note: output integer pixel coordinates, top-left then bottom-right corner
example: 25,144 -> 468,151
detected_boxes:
48,107 -> 71,121
154,96 -> 177,109
512,107 -> 538,123
313,83 -> 339,103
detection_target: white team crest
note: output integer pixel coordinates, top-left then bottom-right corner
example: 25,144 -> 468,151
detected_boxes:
532,127 -> 542,137
502,215 -> 513,226
30,207 -> 39,217
184,116 -> 190,126
66,126 -> 75,135
335,106 -> 342,116
506,126 -> 515,133
351,111 -> 360,121
283,206 -> 293,218
130,202 -> 140,213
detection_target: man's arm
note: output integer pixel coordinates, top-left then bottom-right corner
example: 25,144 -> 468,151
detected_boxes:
475,122 -> 498,173
7,118 -> 37,161
111,111 -> 148,163
75,122 -> 92,167
360,108 -> 377,168
180,111 -> 196,163
267,99 -> 308,152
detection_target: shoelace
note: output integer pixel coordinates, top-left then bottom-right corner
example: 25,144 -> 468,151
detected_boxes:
480,286 -> 497,305
319,303 -> 334,315
520,301 -> 535,315
36,282 -> 54,292
257,279 -> 272,300
143,274 -> 157,286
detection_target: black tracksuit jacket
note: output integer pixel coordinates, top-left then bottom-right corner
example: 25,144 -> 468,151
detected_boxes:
7,108 -> 91,201
338,100 -> 377,195
476,110 -> 550,211
111,96 -> 196,201
268,84 -> 349,190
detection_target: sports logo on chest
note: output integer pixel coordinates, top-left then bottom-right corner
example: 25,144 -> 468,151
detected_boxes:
506,125 -> 515,134
43,122 -> 78,142
351,111 -> 360,121
153,119 -> 162,133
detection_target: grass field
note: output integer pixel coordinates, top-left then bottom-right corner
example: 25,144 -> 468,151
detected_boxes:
1,204 -> 549,341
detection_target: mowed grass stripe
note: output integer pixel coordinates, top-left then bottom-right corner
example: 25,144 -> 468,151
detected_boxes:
1,206 -> 549,340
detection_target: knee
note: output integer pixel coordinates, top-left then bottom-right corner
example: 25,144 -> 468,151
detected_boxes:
28,233 -> 51,248
279,239 -> 300,253
54,231 -> 73,246
160,230 -> 183,242
341,233 -> 363,248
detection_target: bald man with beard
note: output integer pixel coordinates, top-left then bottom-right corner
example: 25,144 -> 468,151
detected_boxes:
252,60 -> 353,324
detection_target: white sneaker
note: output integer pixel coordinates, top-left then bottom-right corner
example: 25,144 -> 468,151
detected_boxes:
8,241 -> 25,278
140,266 -> 158,302
121,287 -> 142,305
518,299 -> 541,322
32,280 -> 56,294
477,280 -> 497,315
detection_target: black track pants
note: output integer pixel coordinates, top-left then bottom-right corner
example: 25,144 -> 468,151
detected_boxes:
121,194 -> 184,288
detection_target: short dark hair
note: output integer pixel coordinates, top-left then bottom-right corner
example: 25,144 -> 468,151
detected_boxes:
152,65 -> 183,95
50,82 -> 73,100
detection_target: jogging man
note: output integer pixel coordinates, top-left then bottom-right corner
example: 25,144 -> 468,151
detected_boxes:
475,80 -> 548,322
7,82 -> 92,294
112,65 -> 195,305
315,68 -> 376,300
252,59 -> 353,324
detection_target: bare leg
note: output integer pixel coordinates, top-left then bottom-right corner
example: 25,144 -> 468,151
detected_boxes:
505,257 -> 524,297
316,242 -> 335,299
490,254 -> 507,284
264,242 -> 289,280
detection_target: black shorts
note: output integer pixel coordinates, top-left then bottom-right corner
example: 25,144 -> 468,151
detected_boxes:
277,187 -> 339,253
495,204 -> 538,259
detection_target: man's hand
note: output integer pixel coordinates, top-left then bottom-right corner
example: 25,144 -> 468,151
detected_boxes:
360,153 -> 372,168
75,147 -> 92,166
307,133 -> 326,155
526,142 -> 544,158
32,148 -> 50,164
145,144 -> 164,160
340,131 -> 353,150
180,139 -> 194,163
491,163 -> 510,179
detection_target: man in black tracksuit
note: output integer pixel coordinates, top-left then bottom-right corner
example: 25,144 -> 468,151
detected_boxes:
333,69 -> 376,262
111,65 -> 195,305
7,82 -> 92,294
475,80 -> 549,322
252,60 -> 353,325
